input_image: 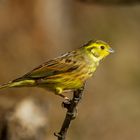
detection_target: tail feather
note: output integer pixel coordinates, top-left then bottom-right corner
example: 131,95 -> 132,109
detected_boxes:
0,79 -> 36,89
0,82 -> 11,89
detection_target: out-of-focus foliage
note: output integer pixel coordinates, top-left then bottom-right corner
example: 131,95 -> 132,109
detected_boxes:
0,0 -> 140,140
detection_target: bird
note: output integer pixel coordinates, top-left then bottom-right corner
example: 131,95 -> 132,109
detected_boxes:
0,40 -> 114,99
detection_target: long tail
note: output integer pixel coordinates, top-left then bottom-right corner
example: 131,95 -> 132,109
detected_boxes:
0,79 -> 36,89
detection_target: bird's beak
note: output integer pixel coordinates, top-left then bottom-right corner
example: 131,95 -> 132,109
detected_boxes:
108,48 -> 115,53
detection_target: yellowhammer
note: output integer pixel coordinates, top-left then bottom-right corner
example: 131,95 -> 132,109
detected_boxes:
0,40 -> 114,99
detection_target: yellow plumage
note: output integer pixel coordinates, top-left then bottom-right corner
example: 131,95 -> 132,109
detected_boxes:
0,40 -> 114,99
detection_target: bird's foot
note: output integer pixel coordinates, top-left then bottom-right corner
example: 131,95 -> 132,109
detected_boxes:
61,98 -> 71,108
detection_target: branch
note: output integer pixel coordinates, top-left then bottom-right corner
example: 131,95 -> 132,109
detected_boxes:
54,87 -> 84,140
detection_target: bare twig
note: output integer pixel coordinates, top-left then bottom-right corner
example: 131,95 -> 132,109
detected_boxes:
54,87 -> 84,140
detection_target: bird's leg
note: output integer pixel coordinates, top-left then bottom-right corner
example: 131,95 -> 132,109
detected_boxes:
55,87 -> 69,100
55,87 -> 71,109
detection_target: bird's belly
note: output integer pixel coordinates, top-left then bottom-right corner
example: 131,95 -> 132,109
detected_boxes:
41,65 -> 96,91
42,74 -> 84,91
55,75 -> 83,89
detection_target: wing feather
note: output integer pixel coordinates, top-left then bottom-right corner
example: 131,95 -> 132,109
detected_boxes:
22,52 -> 79,79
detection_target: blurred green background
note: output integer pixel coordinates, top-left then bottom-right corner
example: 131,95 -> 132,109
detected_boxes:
0,0 -> 140,140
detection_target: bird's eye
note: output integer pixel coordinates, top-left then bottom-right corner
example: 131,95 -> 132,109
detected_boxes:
100,46 -> 105,50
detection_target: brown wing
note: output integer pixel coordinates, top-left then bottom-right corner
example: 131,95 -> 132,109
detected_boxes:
22,52 -> 79,79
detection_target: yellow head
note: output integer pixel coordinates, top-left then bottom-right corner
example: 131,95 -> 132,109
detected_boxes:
83,40 -> 114,61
